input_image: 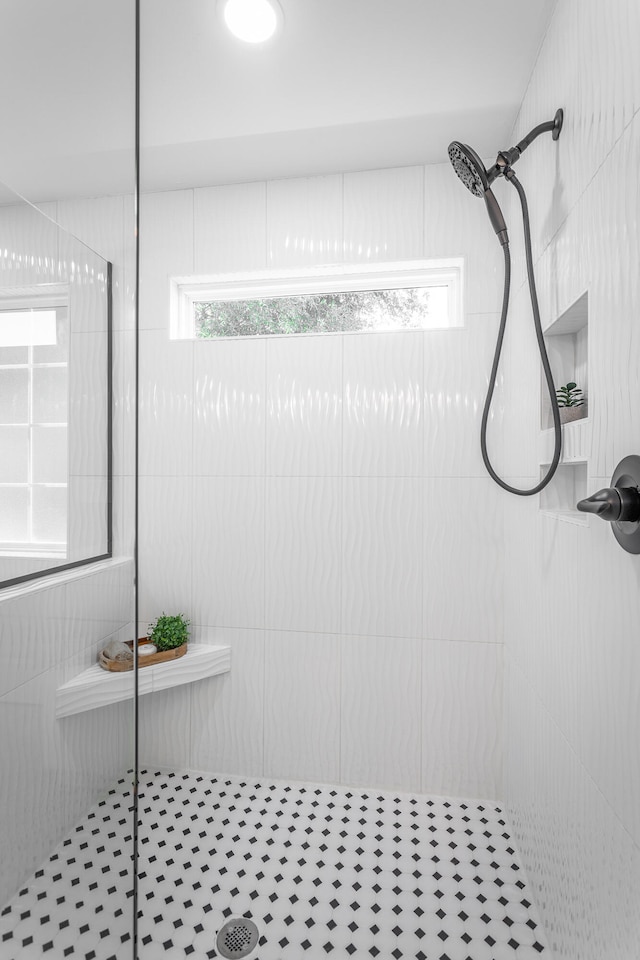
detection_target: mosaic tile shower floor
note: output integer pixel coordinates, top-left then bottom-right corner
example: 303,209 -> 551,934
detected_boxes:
0,770 -> 549,960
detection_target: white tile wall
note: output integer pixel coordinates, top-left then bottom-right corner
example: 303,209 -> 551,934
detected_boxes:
138,164 -> 505,801
137,476 -> 193,625
0,559 -> 134,907
342,477 -> 423,639
195,181 -> 266,274
267,334 -> 342,476
190,626 -> 265,778
421,639 -> 502,800
503,1 -> 640,954
194,337 -> 266,477
423,478 -> 503,644
343,330 -> 423,477
0,194 -> 136,907
340,634 -> 421,792
192,476 -> 265,629
343,166 -> 424,262
265,477 -> 341,634
267,175 -> 342,268
264,630 -> 340,784
139,190 -> 194,330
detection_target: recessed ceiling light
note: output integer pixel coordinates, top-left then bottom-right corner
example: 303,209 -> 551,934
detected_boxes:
220,0 -> 282,44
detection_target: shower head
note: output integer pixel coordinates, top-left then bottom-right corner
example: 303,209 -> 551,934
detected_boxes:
447,140 -> 509,245
447,142 -> 490,198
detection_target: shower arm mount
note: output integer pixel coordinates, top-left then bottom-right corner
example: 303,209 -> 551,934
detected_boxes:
486,108 -> 563,185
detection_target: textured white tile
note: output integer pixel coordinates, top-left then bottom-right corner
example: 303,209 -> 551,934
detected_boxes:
264,630 -> 340,783
343,167 -> 424,262
266,334 -> 342,476
190,626 -> 265,778
0,200 -> 59,288
0,585 -> 67,697
267,175 -> 342,267
111,327 -> 136,479
505,658 -> 640,960
343,331 -> 423,477
424,162 -> 503,315
574,491 -> 640,844
340,634 -> 421,792
63,238 -> 111,334
137,476 -> 193,625
139,190 -> 193,330
502,6 -> 640,953
194,181 -> 266,274
0,656 -> 132,905
138,686 -> 192,770
67,476 -> 108,561
265,477 -> 341,634
424,316 -> 503,477
192,477 -> 265,629
68,331 -> 108,477
194,336 -> 265,476
342,478 -> 423,638
56,196 -> 127,333
138,329 -> 193,476
421,639 -> 502,800
423,479 -> 503,644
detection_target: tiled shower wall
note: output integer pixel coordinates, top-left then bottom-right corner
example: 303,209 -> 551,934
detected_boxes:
501,0 -> 640,956
0,196 -> 136,906
137,163 -> 506,799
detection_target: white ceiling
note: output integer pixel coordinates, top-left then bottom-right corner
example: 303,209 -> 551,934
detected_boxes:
0,0 -> 556,201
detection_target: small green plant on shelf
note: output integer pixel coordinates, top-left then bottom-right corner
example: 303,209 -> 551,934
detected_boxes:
555,381 -> 586,424
147,613 -> 190,651
556,382 -> 584,407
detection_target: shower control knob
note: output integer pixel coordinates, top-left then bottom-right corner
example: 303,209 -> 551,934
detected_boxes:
576,455 -> 640,554
577,486 -> 640,522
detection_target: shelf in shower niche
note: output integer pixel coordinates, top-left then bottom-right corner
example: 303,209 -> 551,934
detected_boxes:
541,291 -> 589,431
539,461 -> 589,525
539,415 -> 589,465
56,643 -> 231,719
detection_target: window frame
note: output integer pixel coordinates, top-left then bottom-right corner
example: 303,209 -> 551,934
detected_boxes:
170,259 -> 464,341
0,290 -> 69,558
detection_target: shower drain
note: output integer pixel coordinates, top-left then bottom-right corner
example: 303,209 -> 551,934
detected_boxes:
216,917 -> 260,958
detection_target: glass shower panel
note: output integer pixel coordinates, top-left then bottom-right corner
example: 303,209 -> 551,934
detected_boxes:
0,1 -> 137,957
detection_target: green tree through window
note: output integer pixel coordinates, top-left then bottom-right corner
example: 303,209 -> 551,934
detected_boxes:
195,287 -> 435,339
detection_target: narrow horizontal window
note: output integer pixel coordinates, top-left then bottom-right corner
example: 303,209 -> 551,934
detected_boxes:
171,260 -> 463,341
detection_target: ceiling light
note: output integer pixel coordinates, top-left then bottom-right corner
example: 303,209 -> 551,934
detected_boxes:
221,0 -> 282,44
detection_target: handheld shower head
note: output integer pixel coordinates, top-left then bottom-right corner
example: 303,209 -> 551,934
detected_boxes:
447,109 -> 565,498
447,142 -> 489,197
447,140 -> 509,245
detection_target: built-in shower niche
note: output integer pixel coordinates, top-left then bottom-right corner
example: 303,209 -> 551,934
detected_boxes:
539,461 -> 588,524
541,292 -> 588,431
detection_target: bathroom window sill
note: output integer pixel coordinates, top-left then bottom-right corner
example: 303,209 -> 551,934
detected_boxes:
56,643 -> 231,719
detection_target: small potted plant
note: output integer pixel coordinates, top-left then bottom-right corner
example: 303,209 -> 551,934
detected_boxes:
148,613 -> 190,653
139,613 -> 190,664
556,381 -> 586,424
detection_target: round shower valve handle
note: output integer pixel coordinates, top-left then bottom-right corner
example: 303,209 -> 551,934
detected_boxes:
576,455 -> 640,553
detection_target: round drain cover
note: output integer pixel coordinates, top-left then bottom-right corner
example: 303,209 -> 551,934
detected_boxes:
216,917 -> 260,959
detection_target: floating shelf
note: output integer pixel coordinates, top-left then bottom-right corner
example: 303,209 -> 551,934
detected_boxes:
56,643 -> 231,719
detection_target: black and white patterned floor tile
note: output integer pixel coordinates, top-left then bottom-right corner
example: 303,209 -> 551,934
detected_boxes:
1,770 -> 549,960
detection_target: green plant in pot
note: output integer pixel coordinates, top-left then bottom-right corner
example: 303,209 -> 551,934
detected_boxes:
556,381 -> 586,424
147,613 -> 190,652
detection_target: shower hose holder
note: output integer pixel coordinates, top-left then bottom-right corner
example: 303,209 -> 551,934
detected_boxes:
577,455 -> 640,553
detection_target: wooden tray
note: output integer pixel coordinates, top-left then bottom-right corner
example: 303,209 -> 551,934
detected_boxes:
99,638 -> 188,672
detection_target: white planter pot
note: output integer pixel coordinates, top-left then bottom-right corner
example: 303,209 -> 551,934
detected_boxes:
559,405 -> 586,424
